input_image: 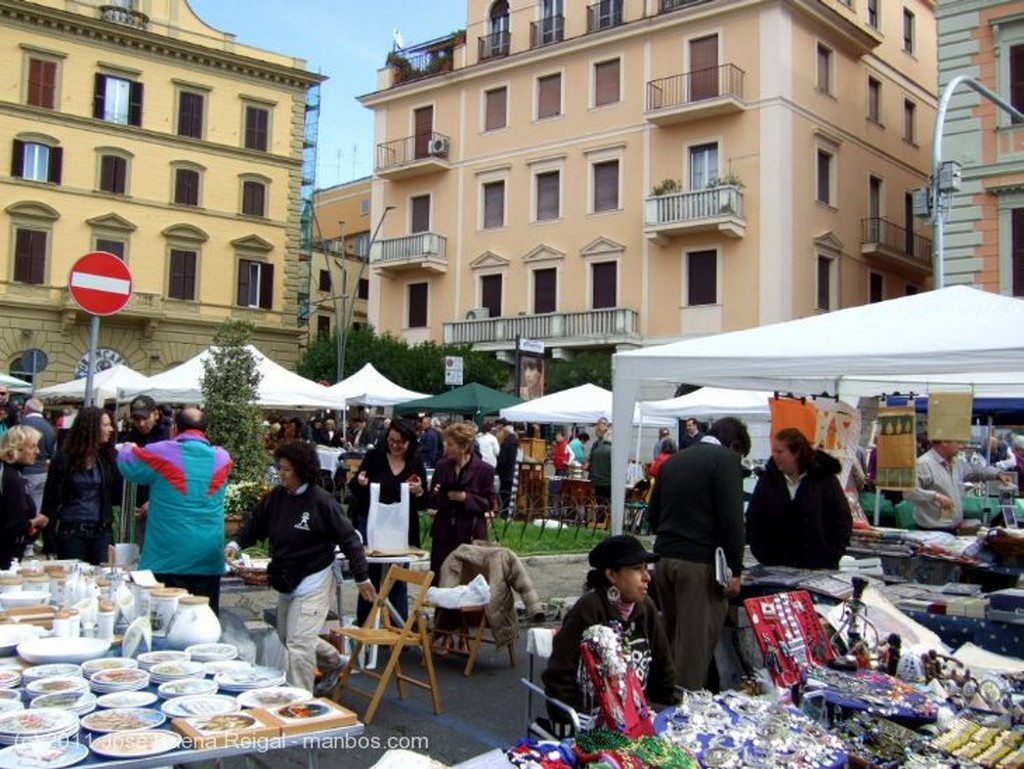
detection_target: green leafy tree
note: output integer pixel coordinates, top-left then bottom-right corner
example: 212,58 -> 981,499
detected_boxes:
201,320 -> 266,483
545,351 -> 613,392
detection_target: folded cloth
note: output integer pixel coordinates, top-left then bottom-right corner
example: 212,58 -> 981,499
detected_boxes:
426,573 -> 491,609
526,627 -> 554,659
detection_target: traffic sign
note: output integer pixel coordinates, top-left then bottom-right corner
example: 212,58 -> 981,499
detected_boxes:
444,355 -> 464,386
68,251 -> 133,316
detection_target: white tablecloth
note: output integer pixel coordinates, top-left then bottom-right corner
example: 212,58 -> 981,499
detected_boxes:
317,446 -> 344,473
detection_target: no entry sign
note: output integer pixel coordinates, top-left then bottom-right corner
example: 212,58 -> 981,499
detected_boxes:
68,251 -> 133,316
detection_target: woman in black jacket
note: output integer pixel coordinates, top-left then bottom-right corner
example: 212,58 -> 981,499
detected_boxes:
746,427 -> 852,570
0,426 -> 48,569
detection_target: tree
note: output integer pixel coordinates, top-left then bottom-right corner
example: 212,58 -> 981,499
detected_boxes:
545,351 -> 613,392
201,320 -> 266,483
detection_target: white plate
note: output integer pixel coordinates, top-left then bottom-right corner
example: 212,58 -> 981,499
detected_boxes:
89,668 -> 149,689
203,660 -> 250,676
0,708 -> 78,738
148,661 -> 204,680
95,691 -> 157,709
21,665 -> 81,683
0,739 -> 89,769
120,617 -> 151,659
29,691 -> 96,715
161,694 -> 240,718
0,673 -> 19,690
157,678 -> 217,699
25,677 -> 89,697
18,638 -> 110,665
0,703 -> 22,715
236,686 -> 312,709
0,625 -> 43,657
136,651 -> 189,670
185,643 -> 237,662
81,658 -> 137,677
0,691 -> 18,702
0,592 -> 48,610
213,666 -> 286,691
80,707 -> 164,733
88,730 -> 181,759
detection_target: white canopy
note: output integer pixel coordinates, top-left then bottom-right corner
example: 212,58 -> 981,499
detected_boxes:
609,286 -> 1024,532
0,373 -> 32,394
35,364 -> 150,404
325,363 -> 426,406
501,383 -> 675,426
120,345 -> 338,409
640,387 -> 773,421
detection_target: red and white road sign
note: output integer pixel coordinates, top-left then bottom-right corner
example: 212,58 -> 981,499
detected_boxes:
68,251 -> 133,316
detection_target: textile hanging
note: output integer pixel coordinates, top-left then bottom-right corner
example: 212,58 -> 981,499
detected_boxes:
814,399 -> 862,489
874,404 -> 917,489
770,396 -> 817,443
927,392 -> 973,441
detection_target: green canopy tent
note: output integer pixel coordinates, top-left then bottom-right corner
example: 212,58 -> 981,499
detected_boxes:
394,382 -> 522,427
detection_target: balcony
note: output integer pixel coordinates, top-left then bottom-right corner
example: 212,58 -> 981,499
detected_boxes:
659,0 -> 715,12
443,307 -> 639,351
860,218 -> 933,276
588,0 -> 623,32
98,5 -> 149,29
530,15 -> 565,48
644,185 -> 746,242
385,32 -> 462,87
646,64 -> 745,125
375,132 -> 451,180
478,30 -> 510,61
371,232 -> 448,274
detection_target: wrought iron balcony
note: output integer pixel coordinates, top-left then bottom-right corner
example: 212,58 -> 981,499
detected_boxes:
530,15 -> 565,48
646,64 -> 745,124
587,0 -> 623,32
443,307 -> 638,350
370,232 -> 448,274
478,30 -> 510,61
860,218 -> 933,275
385,32 -> 461,87
644,185 -> 746,241
374,131 -> 451,179
99,5 -> 149,29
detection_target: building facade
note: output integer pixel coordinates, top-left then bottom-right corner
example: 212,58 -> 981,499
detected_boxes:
0,0 -> 322,386
359,0 -> 936,359
937,0 -> 1024,295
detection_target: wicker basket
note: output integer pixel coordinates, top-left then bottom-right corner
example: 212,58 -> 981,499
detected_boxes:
227,558 -> 271,587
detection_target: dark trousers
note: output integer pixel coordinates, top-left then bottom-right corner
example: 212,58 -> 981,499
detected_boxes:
57,526 -> 113,566
155,573 -> 222,616
655,557 -> 727,691
356,562 -> 408,627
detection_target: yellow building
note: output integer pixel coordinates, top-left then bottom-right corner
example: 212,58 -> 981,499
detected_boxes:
359,0 -> 936,359
0,0 -> 323,385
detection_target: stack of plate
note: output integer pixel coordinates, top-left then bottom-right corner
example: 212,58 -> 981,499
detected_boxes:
203,659 -> 250,677
185,643 -> 238,662
236,686 -> 312,709
161,694 -> 241,718
148,661 -> 205,684
30,690 -> 97,716
21,664 -> 82,684
90,668 -> 150,693
0,708 -> 80,745
0,740 -> 89,769
82,658 -> 138,677
80,707 -> 165,733
156,678 -> 217,699
0,672 -> 20,690
25,677 -> 89,697
213,666 -> 286,693
95,691 -> 157,710
136,651 -> 190,670
0,702 -> 22,715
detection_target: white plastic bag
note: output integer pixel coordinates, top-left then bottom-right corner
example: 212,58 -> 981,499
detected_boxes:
367,483 -> 410,552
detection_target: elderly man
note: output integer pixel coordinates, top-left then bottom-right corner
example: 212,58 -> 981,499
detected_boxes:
19,398 -> 56,512
904,439 -> 1013,532
117,407 -> 232,613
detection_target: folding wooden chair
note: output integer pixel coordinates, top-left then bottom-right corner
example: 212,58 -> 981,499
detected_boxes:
330,565 -> 441,724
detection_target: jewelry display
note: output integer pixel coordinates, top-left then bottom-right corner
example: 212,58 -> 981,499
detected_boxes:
931,716 -> 1024,768
745,590 -> 834,687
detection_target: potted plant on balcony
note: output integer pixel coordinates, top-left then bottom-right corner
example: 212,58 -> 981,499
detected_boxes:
707,174 -> 744,214
651,179 -> 682,196
386,51 -> 414,84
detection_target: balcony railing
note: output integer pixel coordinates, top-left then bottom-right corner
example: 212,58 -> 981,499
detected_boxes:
443,307 -> 638,347
99,5 -> 149,29
371,232 -> 448,273
645,185 -> 746,239
375,131 -> 450,177
861,217 -> 933,269
530,15 -> 565,48
386,33 -> 461,86
647,64 -> 745,111
587,0 -> 623,32
659,0 -> 715,12
478,30 -> 511,61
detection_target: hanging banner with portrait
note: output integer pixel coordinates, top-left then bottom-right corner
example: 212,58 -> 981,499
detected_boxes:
875,404 -> 917,489
515,338 -> 545,401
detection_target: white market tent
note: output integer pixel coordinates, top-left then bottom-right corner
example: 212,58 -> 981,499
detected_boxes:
639,387 -> 773,421
609,285 -> 1024,532
325,363 -> 426,406
0,373 -> 32,394
35,364 -> 151,404
500,383 -> 675,426
119,345 -> 338,409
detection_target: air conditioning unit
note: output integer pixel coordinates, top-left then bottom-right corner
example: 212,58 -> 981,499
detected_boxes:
465,307 -> 490,320
428,137 -> 449,157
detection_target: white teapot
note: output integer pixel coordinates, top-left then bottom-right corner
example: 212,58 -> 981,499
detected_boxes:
165,595 -> 221,649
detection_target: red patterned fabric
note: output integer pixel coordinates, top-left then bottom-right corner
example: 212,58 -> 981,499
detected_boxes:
580,641 -> 654,739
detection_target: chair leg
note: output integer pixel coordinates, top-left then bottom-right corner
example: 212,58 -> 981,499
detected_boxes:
507,639 -> 516,668
332,641 -> 361,703
364,645 -> 404,725
418,617 -> 442,714
463,610 -> 487,677
393,654 -> 407,700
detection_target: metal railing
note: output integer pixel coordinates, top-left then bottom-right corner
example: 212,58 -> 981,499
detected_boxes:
530,15 -> 565,48
645,185 -> 744,226
658,0 -> 714,12
99,5 -> 149,29
646,64 -> 744,111
375,131 -> 450,172
371,232 -> 447,266
387,45 -> 455,86
587,0 -> 623,32
444,307 -> 637,345
861,218 -> 933,266
478,30 -> 511,61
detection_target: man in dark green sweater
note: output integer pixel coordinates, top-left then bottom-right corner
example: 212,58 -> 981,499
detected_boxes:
647,416 -> 750,690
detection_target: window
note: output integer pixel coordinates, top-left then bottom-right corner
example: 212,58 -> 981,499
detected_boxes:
868,175 -> 882,222
353,232 -> 370,259
816,149 -> 833,206
27,58 -> 57,109
360,199 -> 370,216
244,105 -> 269,151
903,99 -> 916,143
11,140 -> 61,184
95,238 -> 125,259
869,272 -> 884,303
591,261 -> 617,309
236,259 -> 274,309
534,268 -> 556,314
177,91 -> 204,139
316,316 -> 331,339
13,229 -> 46,284
411,195 -> 431,233
173,167 -> 200,206
537,73 -> 561,119
99,155 -> 127,194
867,0 -> 879,29
358,277 -> 369,300
484,87 -> 507,131
867,77 -> 881,122
93,74 -> 142,126
816,44 -> 832,94
483,180 -> 505,229
1012,208 -> 1024,296
816,256 -> 833,311
481,274 -> 502,318
689,143 -> 719,189
594,58 -> 620,107
593,160 -> 619,212
408,282 -> 428,327
902,9 -> 915,54
318,269 -> 331,292
168,249 -> 197,301
536,170 -> 560,221
687,250 -> 717,306
241,180 -> 266,217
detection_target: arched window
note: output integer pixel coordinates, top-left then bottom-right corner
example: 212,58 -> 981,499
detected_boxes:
484,0 -> 510,59
490,0 -> 509,33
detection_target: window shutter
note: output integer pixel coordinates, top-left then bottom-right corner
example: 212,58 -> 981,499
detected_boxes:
1013,209 -> 1024,296
318,269 -> 331,292
534,268 -> 556,314
411,195 -> 431,233
169,249 -> 196,301
128,81 -> 144,126
237,260 -> 251,306
11,140 -> 24,177
594,59 -> 620,106
687,250 -> 716,305
591,261 -> 616,309
481,274 -> 502,317
485,87 -> 506,130
243,181 -> 265,216
48,146 -> 62,184
483,181 -> 504,228
178,92 -> 203,138
1013,46 -> 1024,119
538,74 -> 560,118
536,171 -> 559,220
28,59 -> 56,109
408,282 -> 428,327
259,263 -> 274,309
93,74 -> 106,119
29,230 -> 46,284
593,161 -> 618,211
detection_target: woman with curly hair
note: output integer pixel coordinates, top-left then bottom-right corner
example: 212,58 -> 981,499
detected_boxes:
0,426 -> 48,569
41,406 -> 122,564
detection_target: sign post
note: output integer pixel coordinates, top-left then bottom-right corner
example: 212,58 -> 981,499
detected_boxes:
67,252 -> 133,406
444,355 -> 464,387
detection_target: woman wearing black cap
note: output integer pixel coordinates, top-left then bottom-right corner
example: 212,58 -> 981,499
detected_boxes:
542,535 -> 676,731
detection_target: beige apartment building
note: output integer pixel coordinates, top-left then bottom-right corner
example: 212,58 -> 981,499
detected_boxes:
0,0 -> 321,386
359,0 -> 936,360
936,0 -> 1024,295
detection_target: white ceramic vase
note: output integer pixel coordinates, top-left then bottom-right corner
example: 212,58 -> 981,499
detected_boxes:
165,595 -> 221,649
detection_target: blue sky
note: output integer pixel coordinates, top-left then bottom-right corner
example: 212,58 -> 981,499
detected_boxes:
188,1 -> 465,187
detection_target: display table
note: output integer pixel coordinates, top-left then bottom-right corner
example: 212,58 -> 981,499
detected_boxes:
904,609 -> 1024,657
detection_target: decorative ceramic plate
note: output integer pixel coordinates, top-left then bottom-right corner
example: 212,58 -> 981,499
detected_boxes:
0,691 -> 19,702
80,707 -> 164,733
0,672 -> 20,690
148,661 -> 204,681
29,691 -> 96,715
88,730 -> 181,759
136,651 -> 189,670
120,618 -> 151,660
18,638 -> 110,666
0,708 -> 79,739
89,668 -> 149,692
161,694 -> 240,718
25,677 -> 89,697
213,666 -> 286,691
0,703 -> 22,715
185,643 -> 238,662
157,678 -> 217,699
203,660 -> 250,676
95,691 -> 157,710
186,712 -> 260,733
21,665 -> 81,683
81,658 -> 137,677
236,686 -> 312,709
0,739 -> 89,769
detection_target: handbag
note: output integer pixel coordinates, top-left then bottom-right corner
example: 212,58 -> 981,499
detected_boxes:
367,482 -> 410,553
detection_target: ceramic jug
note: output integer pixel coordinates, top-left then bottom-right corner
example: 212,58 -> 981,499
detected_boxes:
165,595 -> 221,649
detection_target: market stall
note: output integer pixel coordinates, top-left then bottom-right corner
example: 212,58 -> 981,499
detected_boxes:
326,363 -> 427,407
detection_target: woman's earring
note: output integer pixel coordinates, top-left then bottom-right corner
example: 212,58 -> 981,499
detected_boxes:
607,585 -> 621,603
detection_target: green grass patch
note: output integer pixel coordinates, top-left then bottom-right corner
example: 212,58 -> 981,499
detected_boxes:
418,515 -> 608,556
